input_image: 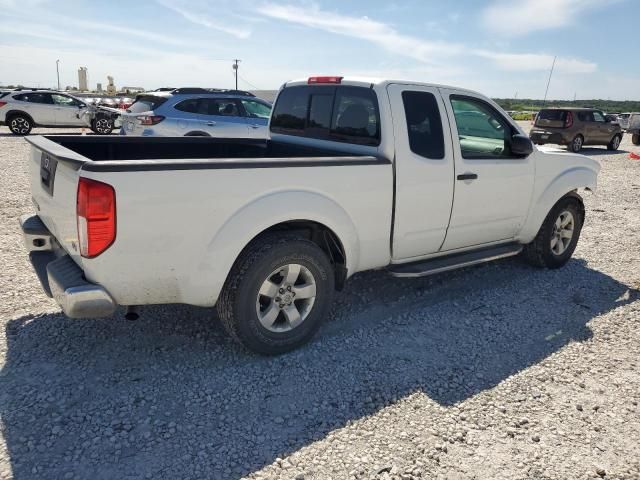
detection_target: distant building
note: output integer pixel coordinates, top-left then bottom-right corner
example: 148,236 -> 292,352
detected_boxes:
96,83 -> 103,92
121,86 -> 145,94
106,76 -> 116,95
78,67 -> 88,91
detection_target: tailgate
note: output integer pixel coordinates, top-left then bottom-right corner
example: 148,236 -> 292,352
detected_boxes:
25,136 -> 88,262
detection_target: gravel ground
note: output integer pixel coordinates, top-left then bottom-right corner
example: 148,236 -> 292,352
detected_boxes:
1,125 -> 639,480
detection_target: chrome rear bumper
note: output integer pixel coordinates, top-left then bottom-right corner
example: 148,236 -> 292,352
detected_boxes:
19,214 -> 117,318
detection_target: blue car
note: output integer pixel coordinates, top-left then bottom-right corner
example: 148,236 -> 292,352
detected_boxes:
119,88 -> 272,139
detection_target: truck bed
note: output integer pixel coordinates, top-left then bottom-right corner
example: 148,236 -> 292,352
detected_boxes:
25,134 -> 394,308
27,135 -> 382,167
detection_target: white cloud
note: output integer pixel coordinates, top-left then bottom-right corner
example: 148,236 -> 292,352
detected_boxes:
157,0 -> 252,39
481,0 -> 619,36
474,51 -> 597,74
257,3 -> 597,75
257,3 -> 463,63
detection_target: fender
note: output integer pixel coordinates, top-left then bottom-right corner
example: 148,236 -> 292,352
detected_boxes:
182,190 -> 361,306
518,165 -> 598,243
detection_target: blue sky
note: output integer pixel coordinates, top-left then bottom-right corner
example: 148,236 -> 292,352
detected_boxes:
0,0 -> 638,99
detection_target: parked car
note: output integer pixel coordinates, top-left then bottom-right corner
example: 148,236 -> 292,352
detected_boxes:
617,112 -> 637,131
627,113 -> 640,145
529,108 -> 623,153
0,89 -> 115,135
119,88 -> 272,138
20,76 -> 599,354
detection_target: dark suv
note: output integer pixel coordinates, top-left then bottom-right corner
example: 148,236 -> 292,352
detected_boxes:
530,108 -> 623,153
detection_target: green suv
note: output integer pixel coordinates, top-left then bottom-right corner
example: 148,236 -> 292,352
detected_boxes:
530,108 -> 623,153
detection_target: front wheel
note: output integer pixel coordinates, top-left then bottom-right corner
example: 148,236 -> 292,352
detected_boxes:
8,114 -> 32,135
218,235 -> 335,355
91,117 -> 114,135
523,195 -> 584,269
607,134 -> 622,150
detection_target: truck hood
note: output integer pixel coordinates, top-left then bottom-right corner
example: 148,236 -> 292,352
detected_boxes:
536,145 -> 601,179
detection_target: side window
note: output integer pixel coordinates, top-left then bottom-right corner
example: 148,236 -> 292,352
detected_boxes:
592,111 -> 605,123
15,93 -> 53,104
330,87 -> 380,146
51,94 -> 80,107
401,91 -> 444,159
241,100 -> 271,119
271,87 -> 308,134
450,96 -> 512,159
214,99 -> 240,117
174,98 -> 199,113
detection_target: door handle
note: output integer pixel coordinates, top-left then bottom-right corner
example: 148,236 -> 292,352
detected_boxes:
457,173 -> 478,181
249,124 -> 260,129
206,121 -> 216,126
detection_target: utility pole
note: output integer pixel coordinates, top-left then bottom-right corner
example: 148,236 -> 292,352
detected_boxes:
232,59 -> 241,90
56,59 -> 60,91
542,56 -> 556,107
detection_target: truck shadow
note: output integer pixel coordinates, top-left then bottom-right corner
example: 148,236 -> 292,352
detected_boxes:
1,258 -> 636,479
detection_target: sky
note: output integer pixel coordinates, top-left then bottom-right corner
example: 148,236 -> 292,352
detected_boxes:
0,0 -> 638,100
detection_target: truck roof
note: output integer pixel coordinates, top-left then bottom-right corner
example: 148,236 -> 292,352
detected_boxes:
284,76 -> 478,95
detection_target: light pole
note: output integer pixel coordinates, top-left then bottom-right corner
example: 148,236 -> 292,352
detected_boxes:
56,59 -> 60,91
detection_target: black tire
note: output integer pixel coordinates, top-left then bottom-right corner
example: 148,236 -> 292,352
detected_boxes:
522,194 -> 584,269
91,116 -> 114,135
632,134 -> 640,146
607,134 -> 622,151
217,235 -> 335,355
8,114 -> 33,135
568,134 -> 583,153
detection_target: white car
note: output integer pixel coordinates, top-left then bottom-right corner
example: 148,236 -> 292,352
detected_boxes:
20,76 -> 600,354
0,89 -> 115,135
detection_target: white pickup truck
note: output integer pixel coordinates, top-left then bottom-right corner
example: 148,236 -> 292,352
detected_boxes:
20,76 -> 600,354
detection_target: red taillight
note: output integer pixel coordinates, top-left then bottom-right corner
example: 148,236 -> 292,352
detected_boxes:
0,101 -> 7,108
307,76 -> 343,84
77,177 -> 116,258
137,115 -> 165,125
564,111 -> 573,128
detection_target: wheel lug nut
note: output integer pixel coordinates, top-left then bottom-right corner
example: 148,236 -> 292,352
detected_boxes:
279,288 -> 285,294
287,286 -> 292,291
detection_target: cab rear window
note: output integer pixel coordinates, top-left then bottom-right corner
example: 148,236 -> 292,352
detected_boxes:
271,85 -> 380,146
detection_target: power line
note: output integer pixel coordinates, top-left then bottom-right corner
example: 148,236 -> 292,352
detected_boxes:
238,73 -> 261,91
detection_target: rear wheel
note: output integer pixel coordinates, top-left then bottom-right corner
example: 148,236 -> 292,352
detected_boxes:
607,134 -> 622,150
568,134 -> 583,153
523,195 -> 584,269
91,117 -> 114,135
8,114 -> 32,135
218,235 -> 335,355
633,134 -> 640,146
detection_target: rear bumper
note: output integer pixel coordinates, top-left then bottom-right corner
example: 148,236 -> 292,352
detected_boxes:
20,214 -> 117,318
529,130 -> 569,145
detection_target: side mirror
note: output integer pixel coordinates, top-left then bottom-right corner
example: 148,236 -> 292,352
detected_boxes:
511,134 -> 533,156
78,104 -> 86,109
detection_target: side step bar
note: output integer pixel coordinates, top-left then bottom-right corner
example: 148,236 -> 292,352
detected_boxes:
388,243 -> 523,278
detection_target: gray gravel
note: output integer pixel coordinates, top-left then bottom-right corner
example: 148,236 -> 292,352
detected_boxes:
1,125 -> 639,480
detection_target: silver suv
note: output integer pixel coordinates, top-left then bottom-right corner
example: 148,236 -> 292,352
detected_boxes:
119,88 -> 272,138
0,89 -> 114,135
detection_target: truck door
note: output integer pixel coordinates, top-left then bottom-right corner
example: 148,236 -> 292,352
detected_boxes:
387,83 -> 455,259
438,88 -> 534,251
